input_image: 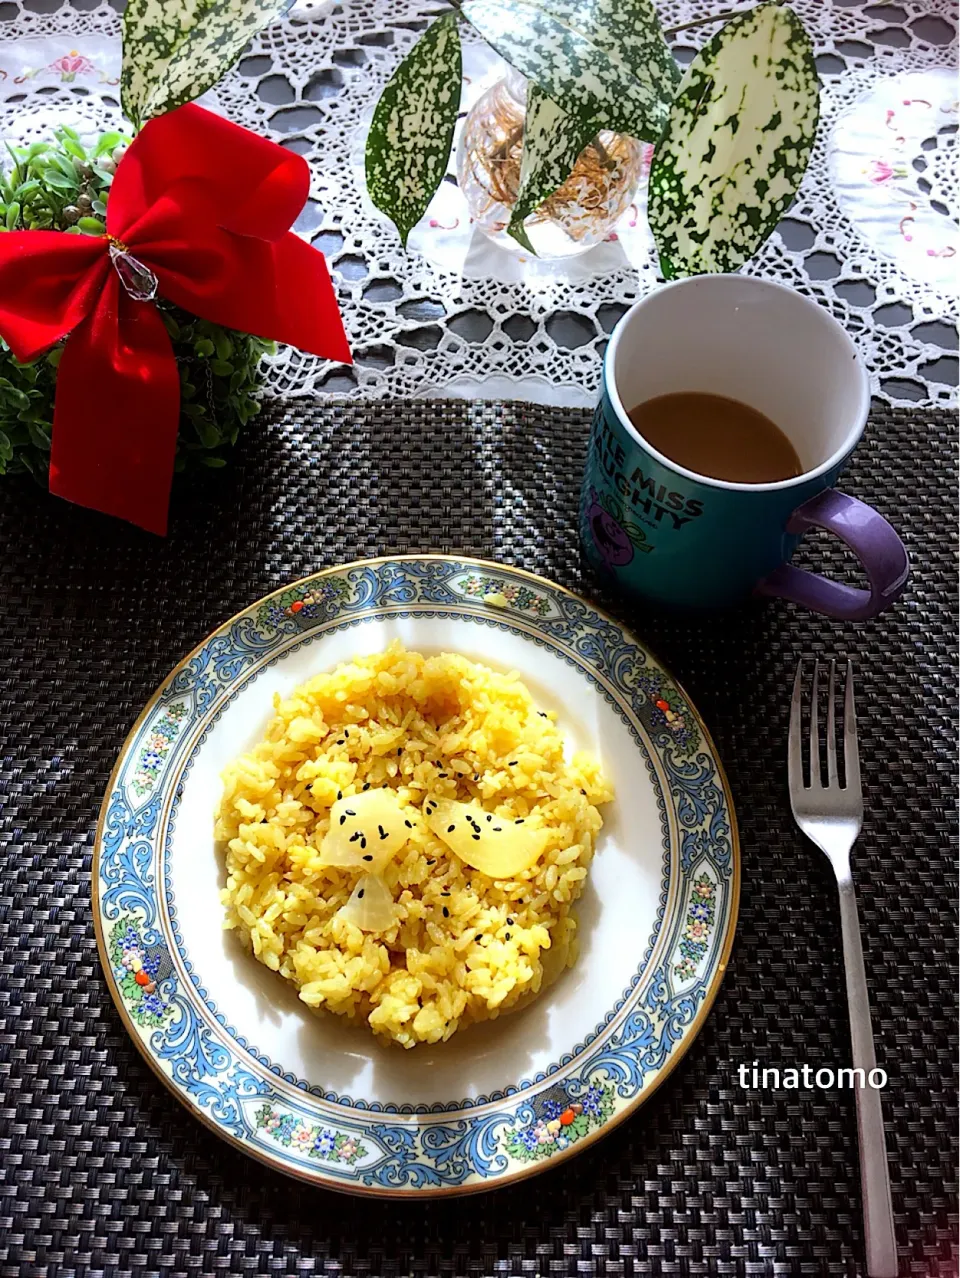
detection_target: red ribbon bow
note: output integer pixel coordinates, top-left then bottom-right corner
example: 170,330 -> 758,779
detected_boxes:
0,104 -> 350,534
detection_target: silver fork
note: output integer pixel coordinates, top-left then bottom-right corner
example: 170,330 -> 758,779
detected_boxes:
788,659 -> 898,1278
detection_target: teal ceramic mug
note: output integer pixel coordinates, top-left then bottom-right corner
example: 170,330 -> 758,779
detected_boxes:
579,275 -> 909,619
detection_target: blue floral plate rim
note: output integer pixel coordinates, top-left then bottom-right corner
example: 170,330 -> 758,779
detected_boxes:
92,554 -> 740,1197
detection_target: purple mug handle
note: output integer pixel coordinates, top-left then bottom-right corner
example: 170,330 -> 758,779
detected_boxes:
756,489 -> 909,620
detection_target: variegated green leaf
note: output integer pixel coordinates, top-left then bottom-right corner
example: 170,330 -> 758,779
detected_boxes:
461,0 -> 679,142
122,0 -> 292,129
537,0 -> 681,114
648,2 -> 819,278
365,13 -> 462,248
507,84 -> 597,252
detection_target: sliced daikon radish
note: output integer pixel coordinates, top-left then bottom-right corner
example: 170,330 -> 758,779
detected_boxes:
319,788 -> 411,872
336,874 -> 396,932
426,798 -> 549,878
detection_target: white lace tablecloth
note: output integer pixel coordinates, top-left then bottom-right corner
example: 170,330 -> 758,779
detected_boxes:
0,0 -> 956,409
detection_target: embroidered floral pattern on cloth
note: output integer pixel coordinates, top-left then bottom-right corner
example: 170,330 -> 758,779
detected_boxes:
829,68 -> 957,290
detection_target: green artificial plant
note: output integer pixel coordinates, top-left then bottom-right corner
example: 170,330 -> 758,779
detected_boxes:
0,128 -> 273,479
364,0 -> 820,273
0,0 -> 296,482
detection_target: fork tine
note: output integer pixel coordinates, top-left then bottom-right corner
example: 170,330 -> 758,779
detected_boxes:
788,659 -> 804,795
809,659 -> 821,788
843,659 -> 861,795
826,659 -> 839,786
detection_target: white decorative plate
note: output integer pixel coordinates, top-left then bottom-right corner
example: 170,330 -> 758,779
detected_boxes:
93,556 -> 739,1196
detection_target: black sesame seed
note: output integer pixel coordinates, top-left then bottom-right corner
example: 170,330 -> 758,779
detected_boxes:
362,782 -> 370,791
404,820 -> 414,828
378,825 -> 388,840
426,859 -> 435,865
507,917 -> 514,924
580,789 -> 586,795
397,747 -> 403,756
362,854 -> 373,862
442,907 -> 449,918
472,834 -> 480,841
508,761 -> 518,766
336,739 -> 345,745
505,932 -> 511,940
349,832 -> 361,843
358,889 -> 364,899
360,836 -> 366,849
447,825 -> 456,833
339,815 -> 347,826
346,810 -> 356,817
336,791 -> 342,801
486,814 -> 493,823
441,891 -> 450,897
515,819 -> 523,824
494,827 -> 503,832
438,772 -> 447,779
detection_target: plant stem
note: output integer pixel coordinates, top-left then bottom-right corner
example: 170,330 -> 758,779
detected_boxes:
591,135 -> 615,170
664,8 -> 749,36
491,123 -> 524,164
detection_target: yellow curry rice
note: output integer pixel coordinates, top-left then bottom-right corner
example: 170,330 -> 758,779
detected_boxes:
216,642 -> 612,1047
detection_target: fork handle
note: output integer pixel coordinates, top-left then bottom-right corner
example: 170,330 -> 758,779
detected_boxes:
837,874 -> 899,1277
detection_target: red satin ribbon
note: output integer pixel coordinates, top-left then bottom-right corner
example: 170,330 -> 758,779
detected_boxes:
0,104 -> 350,534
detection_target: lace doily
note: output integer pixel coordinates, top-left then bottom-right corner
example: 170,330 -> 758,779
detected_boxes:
0,0 -> 956,409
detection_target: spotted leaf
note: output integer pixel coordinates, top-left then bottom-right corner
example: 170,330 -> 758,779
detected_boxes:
507,84 -> 598,252
122,0 -> 292,128
365,12 -> 462,248
648,2 -> 819,278
461,0 -> 679,142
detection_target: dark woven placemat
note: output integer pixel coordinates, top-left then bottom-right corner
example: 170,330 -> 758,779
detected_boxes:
0,398 -> 955,1278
